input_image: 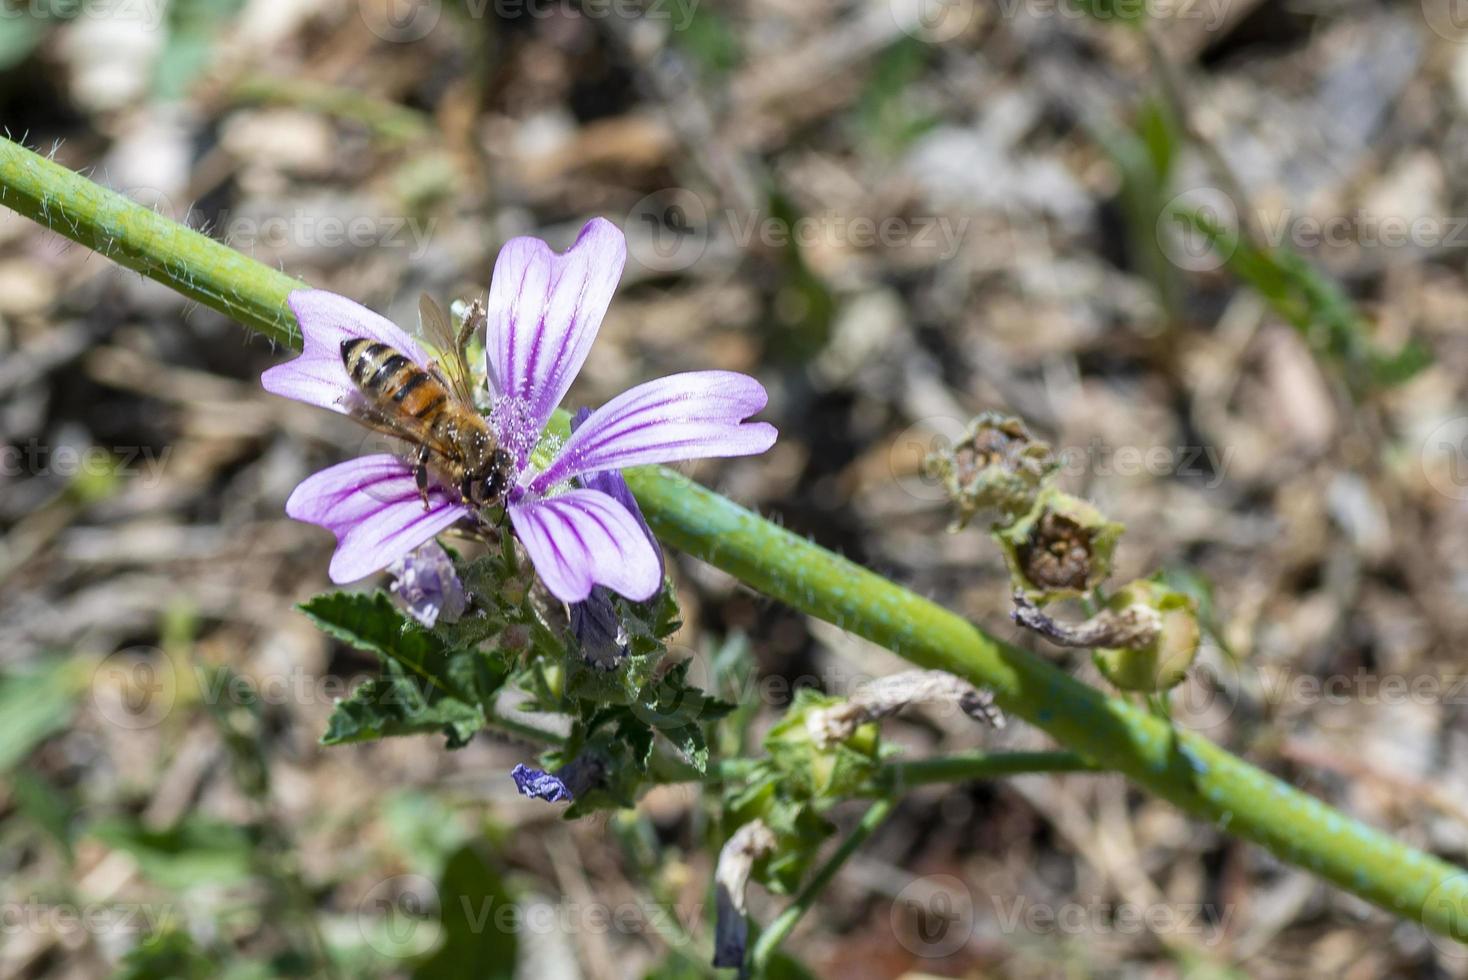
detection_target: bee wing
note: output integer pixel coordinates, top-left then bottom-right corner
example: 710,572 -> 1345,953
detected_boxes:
350,402 -> 460,460
418,293 -> 476,406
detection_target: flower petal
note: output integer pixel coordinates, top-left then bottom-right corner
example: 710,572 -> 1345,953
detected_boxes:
529,371 -> 777,493
507,488 -> 661,603
286,454 -> 468,582
569,406 -> 664,582
262,289 -> 431,414
484,218 -> 626,430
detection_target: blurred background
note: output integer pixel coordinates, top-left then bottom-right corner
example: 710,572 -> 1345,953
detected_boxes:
5,0 -> 1468,976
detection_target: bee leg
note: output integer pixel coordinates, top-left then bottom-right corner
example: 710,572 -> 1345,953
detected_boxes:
414,445 -> 431,510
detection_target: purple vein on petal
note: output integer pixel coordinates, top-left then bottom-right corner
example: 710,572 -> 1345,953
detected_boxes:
262,289 -> 431,414
507,489 -> 661,603
529,371 -> 777,493
285,454 -> 468,583
485,219 -> 626,433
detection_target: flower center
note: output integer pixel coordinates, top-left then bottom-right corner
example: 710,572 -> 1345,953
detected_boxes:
487,394 -> 539,471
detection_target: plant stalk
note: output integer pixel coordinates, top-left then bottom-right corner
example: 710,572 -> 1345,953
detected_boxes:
2,135 -> 1464,944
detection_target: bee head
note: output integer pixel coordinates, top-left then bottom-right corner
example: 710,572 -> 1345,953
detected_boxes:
477,449 -> 515,505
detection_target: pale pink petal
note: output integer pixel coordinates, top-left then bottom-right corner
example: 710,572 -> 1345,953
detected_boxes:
507,489 -> 662,603
262,289 -> 431,414
285,454 -> 468,583
484,218 -> 625,429
529,372 -> 777,493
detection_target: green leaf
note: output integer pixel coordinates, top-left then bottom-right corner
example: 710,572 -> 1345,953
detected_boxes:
320,671 -> 483,749
413,843 -> 517,980
659,723 -> 710,774
0,659 -> 82,772
300,592 -> 471,700
113,928 -> 217,980
10,768 -> 77,862
91,817 -> 256,890
383,791 -> 471,876
303,592 -> 508,748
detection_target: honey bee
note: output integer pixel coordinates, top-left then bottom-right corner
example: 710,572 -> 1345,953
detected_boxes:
340,295 -> 512,511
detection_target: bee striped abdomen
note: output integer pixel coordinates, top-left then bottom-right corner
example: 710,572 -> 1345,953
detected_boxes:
341,338 -> 447,421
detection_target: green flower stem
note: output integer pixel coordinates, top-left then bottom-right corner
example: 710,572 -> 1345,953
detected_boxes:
0,138 -> 303,349
2,135 -> 1464,943
749,797 -> 896,970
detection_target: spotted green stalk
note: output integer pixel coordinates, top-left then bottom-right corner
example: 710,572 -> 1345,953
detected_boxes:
1,135 -> 1464,943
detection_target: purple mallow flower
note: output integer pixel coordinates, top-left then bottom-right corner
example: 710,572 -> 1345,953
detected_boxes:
263,218 -> 776,603
388,542 -> 466,628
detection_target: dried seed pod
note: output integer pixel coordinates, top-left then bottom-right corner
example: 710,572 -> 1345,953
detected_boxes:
998,489 -> 1123,601
1093,580 -> 1201,692
924,412 -> 1058,528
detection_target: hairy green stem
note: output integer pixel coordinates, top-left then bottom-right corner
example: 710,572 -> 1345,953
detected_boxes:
2,136 -> 1465,944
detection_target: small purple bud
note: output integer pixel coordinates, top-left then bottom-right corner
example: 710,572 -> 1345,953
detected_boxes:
569,586 -> 630,670
510,755 -> 605,804
510,764 -> 573,803
387,542 -> 466,628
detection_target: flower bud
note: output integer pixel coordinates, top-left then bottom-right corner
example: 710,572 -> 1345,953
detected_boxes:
1093,579 -> 1200,692
924,412 -> 1058,528
998,489 -> 1122,601
764,690 -> 881,800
